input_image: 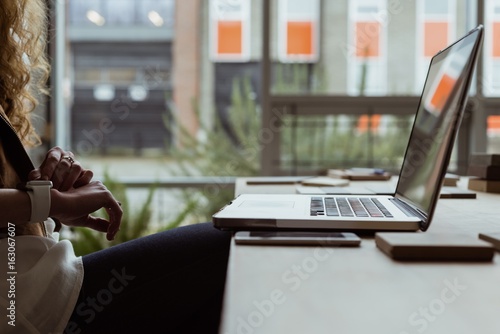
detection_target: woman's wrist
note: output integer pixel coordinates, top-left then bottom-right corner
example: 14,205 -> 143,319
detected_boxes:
49,188 -> 63,219
20,181 -> 53,223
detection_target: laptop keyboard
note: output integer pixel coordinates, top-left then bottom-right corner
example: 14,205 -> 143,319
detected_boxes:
310,197 -> 393,218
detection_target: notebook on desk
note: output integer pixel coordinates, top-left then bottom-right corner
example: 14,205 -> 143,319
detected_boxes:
213,26 -> 483,233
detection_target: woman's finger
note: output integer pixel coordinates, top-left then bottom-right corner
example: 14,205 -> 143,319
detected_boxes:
28,169 -> 42,181
73,170 -> 94,188
66,215 -> 111,234
58,161 -> 85,191
105,200 -> 123,241
38,147 -> 64,181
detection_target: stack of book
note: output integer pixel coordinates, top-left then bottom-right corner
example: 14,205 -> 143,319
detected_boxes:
467,154 -> 500,193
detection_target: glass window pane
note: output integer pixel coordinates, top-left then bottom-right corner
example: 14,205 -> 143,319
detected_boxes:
424,22 -> 449,57
210,0 -> 251,61
357,6 -> 379,14
70,0 -> 102,26
424,0 -> 449,15
355,21 -> 381,58
487,116 -> 500,152
279,114 -> 414,173
67,0 -> 174,159
138,0 -> 175,27
59,0 -> 478,181
287,0 -> 315,16
75,69 -> 103,84
484,0 -> 500,96
278,0 -> 320,62
104,0 -> 135,25
270,0 -> 473,96
108,68 -> 137,85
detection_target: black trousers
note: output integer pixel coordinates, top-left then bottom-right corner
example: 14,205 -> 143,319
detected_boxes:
65,223 -> 231,334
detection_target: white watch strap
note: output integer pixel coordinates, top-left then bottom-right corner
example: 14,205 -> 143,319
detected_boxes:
26,186 -> 51,223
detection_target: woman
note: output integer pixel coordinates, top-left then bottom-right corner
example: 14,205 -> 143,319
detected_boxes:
0,1 -> 231,333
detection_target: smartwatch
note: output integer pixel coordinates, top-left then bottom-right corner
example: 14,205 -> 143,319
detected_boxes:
19,180 -> 53,223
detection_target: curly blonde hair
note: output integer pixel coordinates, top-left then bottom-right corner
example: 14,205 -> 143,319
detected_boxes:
0,0 -> 50,146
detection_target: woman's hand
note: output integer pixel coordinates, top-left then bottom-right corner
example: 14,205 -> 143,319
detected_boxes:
51,181 -> 123,241
29,146 -> 93,191
32,147 -> 122,240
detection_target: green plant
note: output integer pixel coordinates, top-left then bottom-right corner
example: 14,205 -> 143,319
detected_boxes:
280,114 -> 414,173
165,75 -> 260,223
273,63 -> 328,94
67,171 -> 171,256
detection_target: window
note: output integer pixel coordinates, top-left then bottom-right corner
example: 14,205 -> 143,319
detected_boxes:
279,114 -> 413,173
66,0 -> 173,157
484,0 -> 500,96
278,0 -> 320,63
209,0 -> 251,62
348,0 -> 387,95
416,0 -> 456,93
69,0 -> 173,27
52,0 -> 489,179
264,0 -> 476,175
488,115 -> 500,153
481,0 -> 500,154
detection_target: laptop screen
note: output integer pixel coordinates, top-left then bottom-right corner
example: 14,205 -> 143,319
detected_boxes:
395,27 -> 481,224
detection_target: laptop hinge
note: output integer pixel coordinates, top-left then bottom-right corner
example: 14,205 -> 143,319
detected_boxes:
390,198 -> 427,220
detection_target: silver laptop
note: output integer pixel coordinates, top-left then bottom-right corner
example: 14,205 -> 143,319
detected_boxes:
213,25 -> 483,232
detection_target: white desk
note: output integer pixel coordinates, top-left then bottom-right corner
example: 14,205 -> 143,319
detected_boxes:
219,178 -> 500,334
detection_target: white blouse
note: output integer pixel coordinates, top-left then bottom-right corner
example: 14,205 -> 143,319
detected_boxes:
0,219 -> 83,333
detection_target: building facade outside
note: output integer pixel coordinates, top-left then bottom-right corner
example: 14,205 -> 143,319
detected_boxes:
62,0 -> 500,175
